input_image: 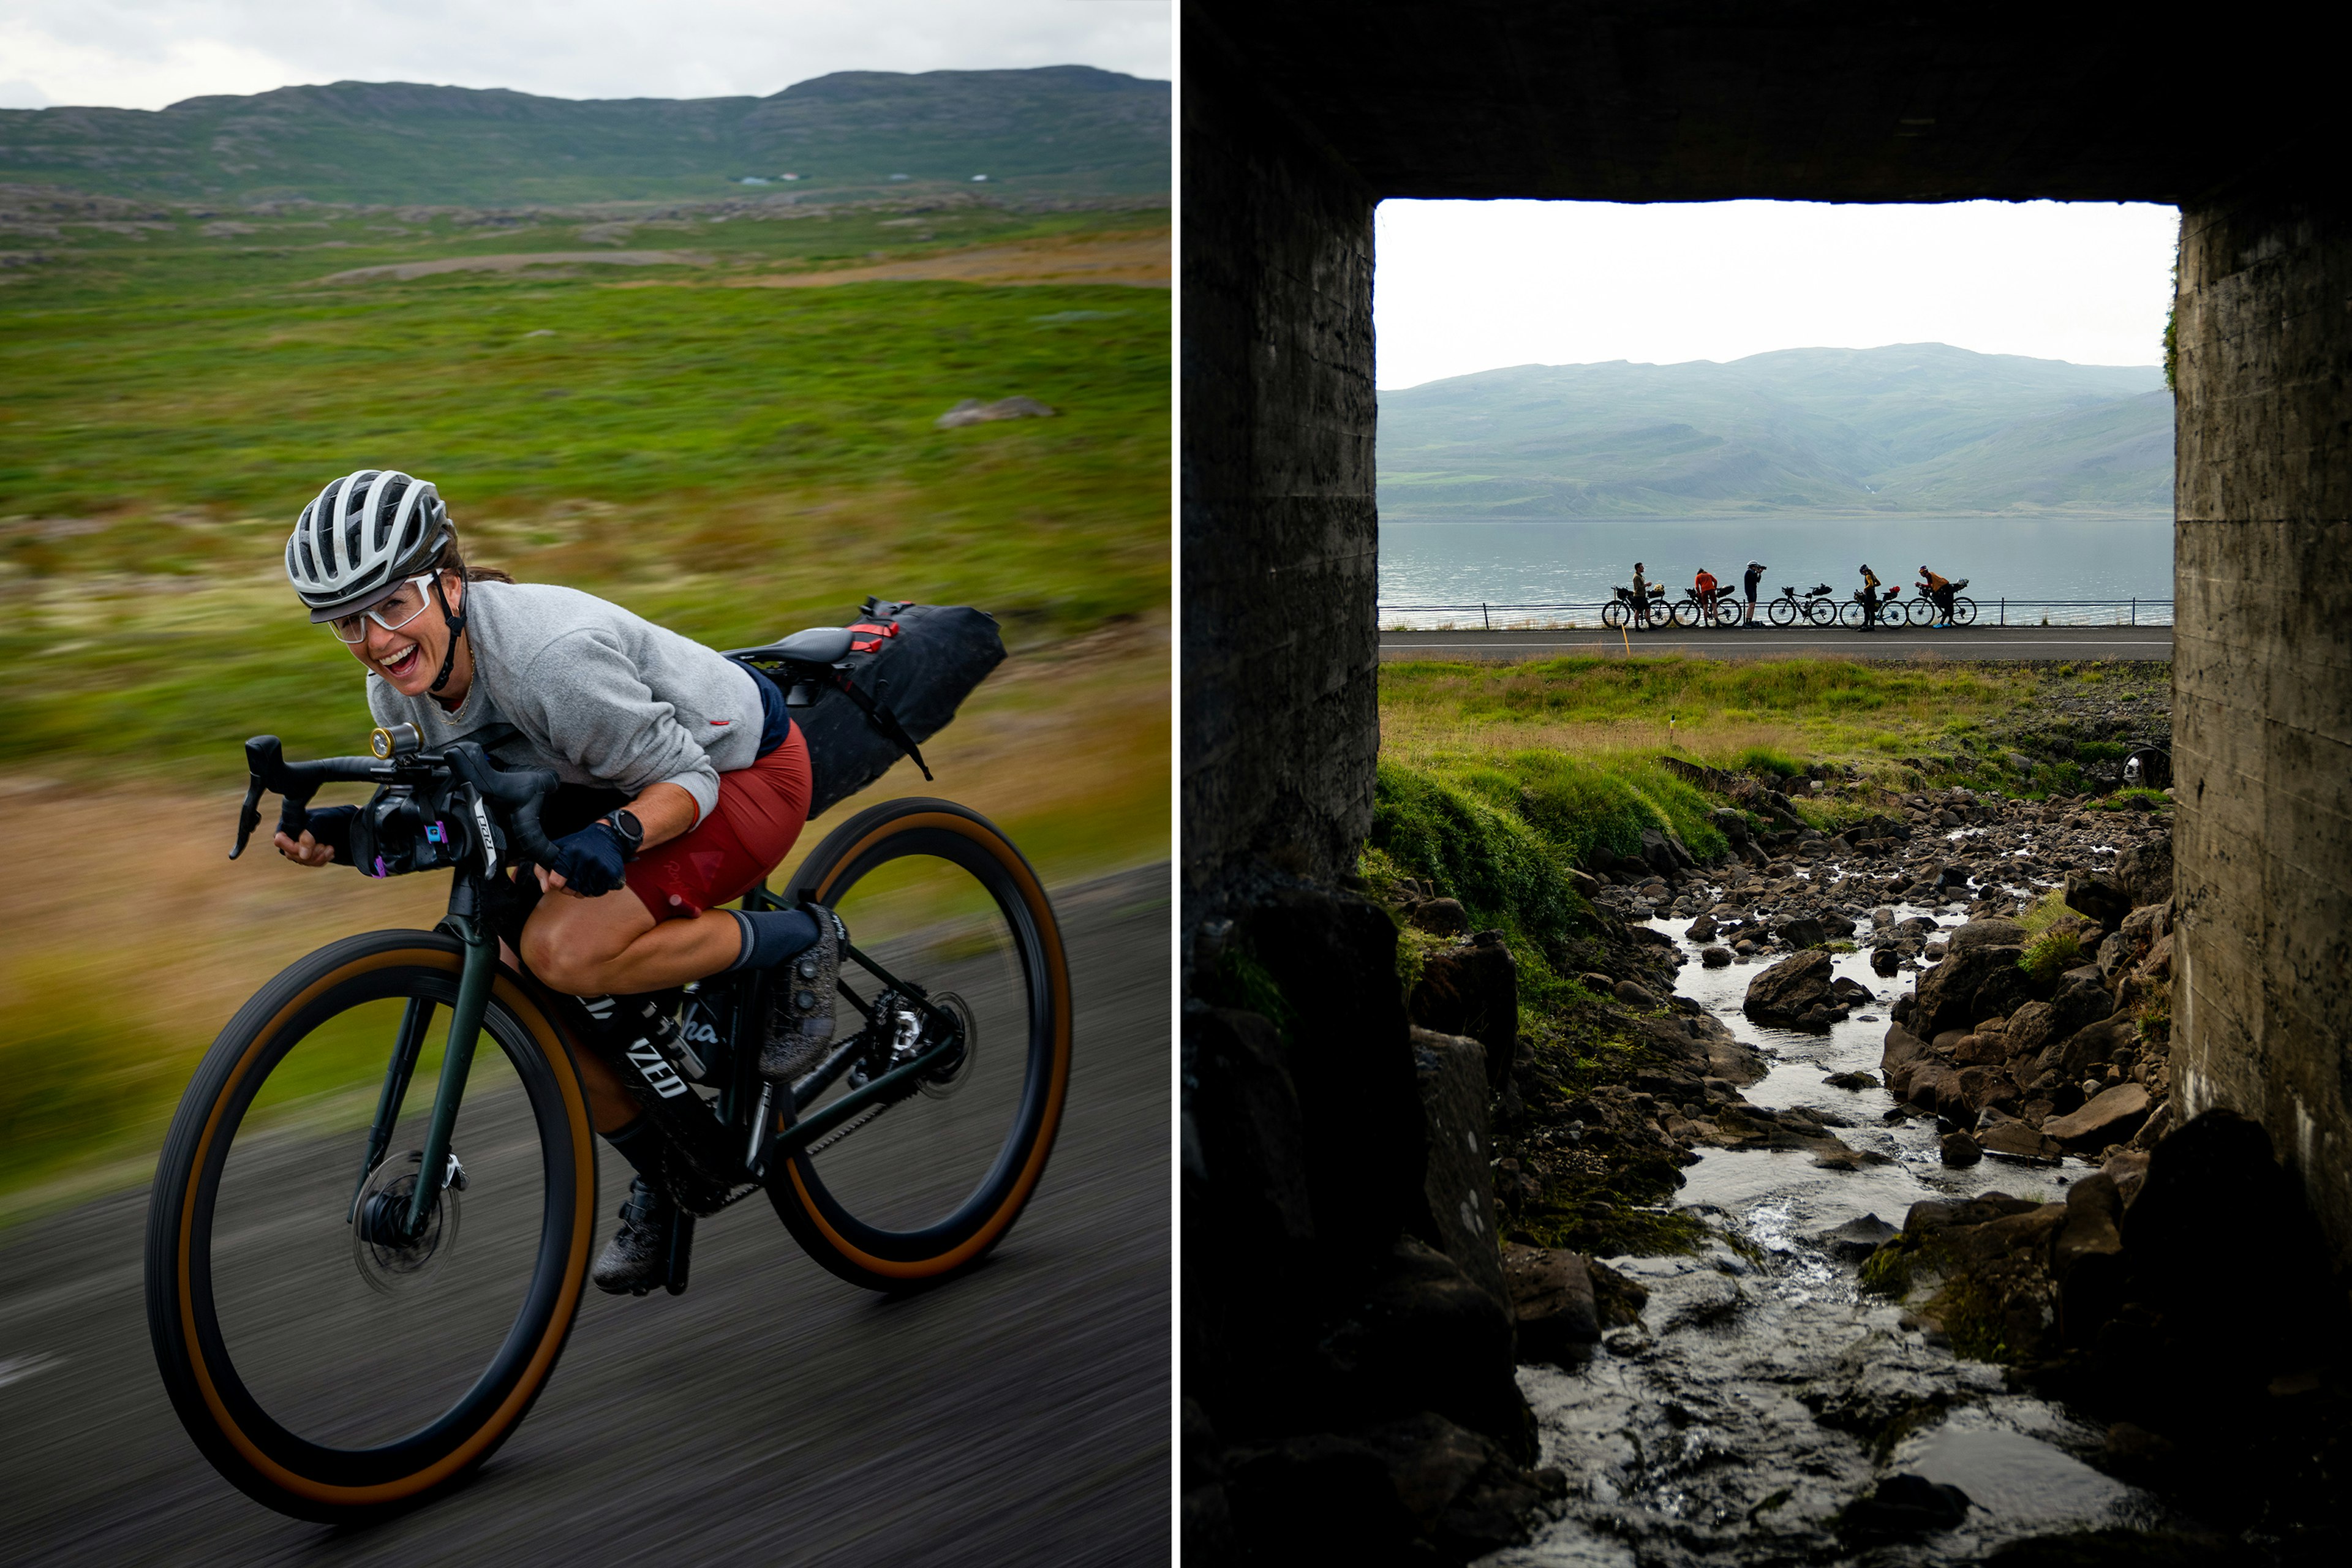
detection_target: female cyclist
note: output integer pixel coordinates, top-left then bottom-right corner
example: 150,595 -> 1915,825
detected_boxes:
270,468 -> 838,1294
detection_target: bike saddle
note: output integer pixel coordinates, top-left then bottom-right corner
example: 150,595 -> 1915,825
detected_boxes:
733,626 -> 854,665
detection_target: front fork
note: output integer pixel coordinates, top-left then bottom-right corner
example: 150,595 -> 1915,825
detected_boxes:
349,911 -> 497,1239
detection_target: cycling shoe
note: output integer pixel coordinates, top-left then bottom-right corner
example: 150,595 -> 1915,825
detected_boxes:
761,903 -> 847,1080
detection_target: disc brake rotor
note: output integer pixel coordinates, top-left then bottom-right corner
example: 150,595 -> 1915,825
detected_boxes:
350,1150 -> 462,1295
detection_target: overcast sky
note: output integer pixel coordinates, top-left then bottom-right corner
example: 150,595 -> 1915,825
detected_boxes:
1375,200 -> 2179,389
0,0 -> 1169,110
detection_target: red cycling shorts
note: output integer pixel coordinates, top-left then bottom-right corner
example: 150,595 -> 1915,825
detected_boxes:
624,723 -> 813,924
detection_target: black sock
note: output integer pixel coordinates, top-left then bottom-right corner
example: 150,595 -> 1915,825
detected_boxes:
725,908 -> 820,971
602,1117 -> 666,1182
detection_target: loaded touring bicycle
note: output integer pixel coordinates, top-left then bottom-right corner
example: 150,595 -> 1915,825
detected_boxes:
145,600 -> 1073,1521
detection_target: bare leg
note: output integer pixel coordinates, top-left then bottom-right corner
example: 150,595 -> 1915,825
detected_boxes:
519,886 -> 745,999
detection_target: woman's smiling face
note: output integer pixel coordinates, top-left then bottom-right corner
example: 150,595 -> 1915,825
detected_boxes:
348,573 -> 463,696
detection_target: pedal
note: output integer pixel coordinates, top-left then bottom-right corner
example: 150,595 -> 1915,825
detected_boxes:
663,1210 -> 696,1297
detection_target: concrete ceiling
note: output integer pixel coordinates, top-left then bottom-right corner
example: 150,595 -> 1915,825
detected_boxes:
1188,1 -> 2326,205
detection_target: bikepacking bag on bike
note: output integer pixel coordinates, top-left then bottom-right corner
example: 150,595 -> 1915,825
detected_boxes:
770,598 -> 1006,816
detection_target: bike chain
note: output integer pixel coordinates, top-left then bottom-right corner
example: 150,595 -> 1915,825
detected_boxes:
804,1099 -> 894,1156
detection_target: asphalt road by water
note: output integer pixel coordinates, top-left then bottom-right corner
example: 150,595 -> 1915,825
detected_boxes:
1381,625 -> 2174,662
0,865 -> 1171,1567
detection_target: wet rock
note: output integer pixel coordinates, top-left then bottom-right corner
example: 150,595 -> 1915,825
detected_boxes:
2100,1149 -> 2151,1207
2043,1082 -> 2150,1150
1658,1271 -> 1747,1330
1871,945 -> 1901,976
1411,897 -> 1470,937
1699,944 -> 1733,968
1980,1121 -> 2063,1163
1825,1069 -> 1880,1091
1500,1245 -> 1599,1361
1840,1474 -> 1972,1540
2052,1171 -> 2127,1341
1941,1130 -> 1983,1166
1817,1213 -> 1901,1259
1409,1029 -> 1507,1308
1687,914 -> 1718,941
1354,1412 -> 1552,1564
1910,943 -> 2025,1041
1779,915 -> 1827,949
1586,1259 -> 1650,1329
1743,948 -> 1842,1030
2063,869 -> 2133,927
1948,918 -> 2026,953
1409,940 -> 1518,1091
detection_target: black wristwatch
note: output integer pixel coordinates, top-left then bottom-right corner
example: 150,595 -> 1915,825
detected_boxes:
603,809 -> 645,861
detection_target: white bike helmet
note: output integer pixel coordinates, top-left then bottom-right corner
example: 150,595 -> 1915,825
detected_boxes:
285,469 -> 451,620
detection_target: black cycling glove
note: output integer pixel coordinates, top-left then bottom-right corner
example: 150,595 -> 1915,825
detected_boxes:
301,804 -> 357,863
549,821 -> 631,897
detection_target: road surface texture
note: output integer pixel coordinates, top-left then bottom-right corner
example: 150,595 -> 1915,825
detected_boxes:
0,865 -> 1170,1567
1381,624 -> 2173,662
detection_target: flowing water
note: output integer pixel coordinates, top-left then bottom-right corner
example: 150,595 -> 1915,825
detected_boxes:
1491,856 -> 2174,1564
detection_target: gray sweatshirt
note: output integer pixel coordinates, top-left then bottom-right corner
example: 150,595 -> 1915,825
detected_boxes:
366,580 -> 761,824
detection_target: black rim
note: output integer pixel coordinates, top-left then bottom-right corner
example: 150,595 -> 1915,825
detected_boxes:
182,956 -> 578,1486
786,821 -> 1057,1263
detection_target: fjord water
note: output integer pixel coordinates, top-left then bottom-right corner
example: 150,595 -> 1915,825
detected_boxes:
1378,516 -> 2174,609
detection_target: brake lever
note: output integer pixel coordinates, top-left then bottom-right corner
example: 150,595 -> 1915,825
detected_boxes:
230,775 -> 266,860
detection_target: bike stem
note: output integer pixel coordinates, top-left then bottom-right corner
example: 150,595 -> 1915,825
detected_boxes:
406,910 -> 496,1237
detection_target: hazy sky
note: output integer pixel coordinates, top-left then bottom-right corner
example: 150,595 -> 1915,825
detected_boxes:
0,0 -> 1169,110
1375,200 -> 2179,389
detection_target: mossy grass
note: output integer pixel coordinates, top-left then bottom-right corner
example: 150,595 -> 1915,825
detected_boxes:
2020,929 -> 2084,984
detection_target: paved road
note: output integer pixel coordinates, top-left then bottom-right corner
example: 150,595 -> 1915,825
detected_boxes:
0,866 -> 1170,1567
1381,624 -> 2174,662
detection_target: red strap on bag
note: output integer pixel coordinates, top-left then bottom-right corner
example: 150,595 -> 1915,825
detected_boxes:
848,620 -> 900,654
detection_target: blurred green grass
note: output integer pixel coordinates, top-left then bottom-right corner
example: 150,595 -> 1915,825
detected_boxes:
0,204 -> 1168,782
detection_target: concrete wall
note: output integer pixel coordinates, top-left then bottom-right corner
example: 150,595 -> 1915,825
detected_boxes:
2171,197 -> 2352,1255
1180,32 -> 1381,920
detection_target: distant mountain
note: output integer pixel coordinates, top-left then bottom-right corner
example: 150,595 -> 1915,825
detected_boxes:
0,67 -> 1168,206
1378,344 -> 2171,518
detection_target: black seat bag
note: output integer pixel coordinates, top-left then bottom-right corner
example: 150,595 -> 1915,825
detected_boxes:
736,598 -> 1005,817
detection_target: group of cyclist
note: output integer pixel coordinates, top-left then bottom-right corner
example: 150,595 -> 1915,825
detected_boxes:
1627,559 -> 1964,629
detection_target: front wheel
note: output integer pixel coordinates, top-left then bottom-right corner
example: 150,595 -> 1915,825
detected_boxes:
1907,595 -> 1939,627
769,798 -> 1073,1291
1600,600 -> 1628,629
1767,597 -> 1798,627
145,930 -> 598,1521
1950,597 -> 1978,626
1840,599 -> 1872,627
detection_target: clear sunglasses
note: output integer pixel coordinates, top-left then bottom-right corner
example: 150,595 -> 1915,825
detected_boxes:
327,573 -> 440,644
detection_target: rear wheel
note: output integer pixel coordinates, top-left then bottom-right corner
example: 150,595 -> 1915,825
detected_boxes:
1712,600 -> 1745,632
1767,597 -> 1798,627
1804,597 -> 1839,626
1600,600 -> 1628,629
768,798 -> 1072,1292
145,931 -> 597,1522
1950,597 -> 1978,626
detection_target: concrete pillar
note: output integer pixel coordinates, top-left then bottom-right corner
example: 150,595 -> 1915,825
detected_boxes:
2171,197 -> 2352,1258
1180,31 -> 1379,923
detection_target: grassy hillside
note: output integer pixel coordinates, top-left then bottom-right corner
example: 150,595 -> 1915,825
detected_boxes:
0,67 -> 1169,206
1378,343 -> 2170,519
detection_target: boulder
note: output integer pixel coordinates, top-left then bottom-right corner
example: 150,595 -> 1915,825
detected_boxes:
1871,946 -> 1901,976
1744,949 -> 1842,1030
2052,1171 -> 2127,1341
1816,1213 -> 1899,1259
1947,918 -> 2026,953
1412,898 -> 1471,937
1687,914 -> 1719,941
1354,1413 -> 1552,1564
2042,1082 -> 2150,1148
1316,1238 -> 1532,1460
1500,1245 -> 1600,1361
1979,1121 -> 2062,1163
2001,999 -> 2062,1057
1909,943 -> 2024,1041
1840,1474 -> 1973,1542
2114,834 -> 2173,907
1940,1131 -> 1983,1166
1613,979 -> 1660,1008
2063,869 -> 2133,927
1409,1029 -> 1508,1308
1638,827 -> 1678,878
1699,945 -> 1733,968
1779,916 -> 1828,949
1879,1023 -> 1934,1099
1410,939 -> 1519,1091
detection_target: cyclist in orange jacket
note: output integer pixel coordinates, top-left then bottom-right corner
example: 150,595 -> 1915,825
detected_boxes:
1694,567 -> 1720,621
